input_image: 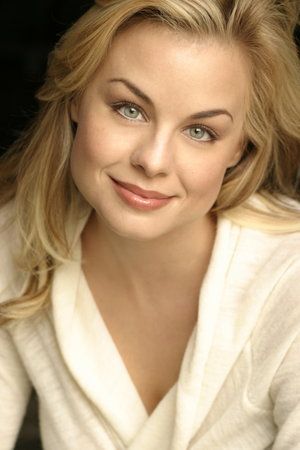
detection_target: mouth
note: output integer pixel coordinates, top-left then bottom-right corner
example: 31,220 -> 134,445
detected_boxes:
110,177 -> 172,199
110,177 -> 174,211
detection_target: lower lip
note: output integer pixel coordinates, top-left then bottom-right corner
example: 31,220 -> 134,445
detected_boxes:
111,179 -> 173,211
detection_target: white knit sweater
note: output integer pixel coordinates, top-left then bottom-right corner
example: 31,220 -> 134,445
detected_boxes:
0,203 -> 300,450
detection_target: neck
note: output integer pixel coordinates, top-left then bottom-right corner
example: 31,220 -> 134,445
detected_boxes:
81,211 -> 216,308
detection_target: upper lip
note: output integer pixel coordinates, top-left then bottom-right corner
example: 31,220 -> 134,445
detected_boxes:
111,177 -> 172,199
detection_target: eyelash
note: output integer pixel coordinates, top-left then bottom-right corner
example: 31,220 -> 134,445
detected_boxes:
110,100 -> 218,142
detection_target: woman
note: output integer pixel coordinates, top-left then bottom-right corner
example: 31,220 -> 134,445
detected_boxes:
0,0 -> 299,448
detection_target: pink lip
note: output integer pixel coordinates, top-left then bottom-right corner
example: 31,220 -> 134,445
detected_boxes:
112,178 -> 170,199
110,177 -> 174,211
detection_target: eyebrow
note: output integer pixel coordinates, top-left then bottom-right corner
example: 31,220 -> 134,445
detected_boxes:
108,77 -> 234,122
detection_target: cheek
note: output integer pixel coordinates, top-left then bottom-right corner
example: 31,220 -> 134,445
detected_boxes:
70,121 -> 121,175
69,126 -> 103,199
182,157 -> 228,200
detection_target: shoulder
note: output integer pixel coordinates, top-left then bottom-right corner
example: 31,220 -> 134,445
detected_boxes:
218,209 -> 300,377
0,202 -> 27,303
219,204 -> 300,325
224,212 -> 300,344
225,193 -> 300,265
230,209 -> 300,294
239,223 -> 300,263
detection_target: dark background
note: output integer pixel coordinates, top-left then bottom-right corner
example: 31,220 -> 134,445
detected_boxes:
0,2 -> 299,449
0,0 -> 93,156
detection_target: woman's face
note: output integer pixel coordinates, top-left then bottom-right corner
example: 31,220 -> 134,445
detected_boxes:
70,22 -> 250,240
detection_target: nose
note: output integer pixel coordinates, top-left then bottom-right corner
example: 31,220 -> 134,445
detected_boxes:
130,131 -> 173,178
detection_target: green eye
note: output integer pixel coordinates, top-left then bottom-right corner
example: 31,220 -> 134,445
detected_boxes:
187,126 -> 215,142
122,105 -> 140,119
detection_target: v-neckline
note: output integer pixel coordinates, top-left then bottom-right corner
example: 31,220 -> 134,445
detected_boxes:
79,270 -> 182,417
51,209 -> 248,448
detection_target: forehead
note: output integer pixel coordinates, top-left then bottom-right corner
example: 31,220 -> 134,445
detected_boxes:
93,21 -> 251,117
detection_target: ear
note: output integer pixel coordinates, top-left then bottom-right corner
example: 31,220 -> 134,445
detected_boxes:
227,147 -> 243,168
227,137 -> 247,168
70,98 -> 79,123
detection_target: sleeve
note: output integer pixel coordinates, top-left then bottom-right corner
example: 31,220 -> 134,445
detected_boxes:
270,331 -> 300,449
0,327 -> 32,450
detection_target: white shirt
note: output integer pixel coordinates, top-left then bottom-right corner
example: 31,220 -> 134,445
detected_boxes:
0,204 -> 300,449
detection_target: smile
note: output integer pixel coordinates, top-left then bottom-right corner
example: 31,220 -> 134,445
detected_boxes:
110,177 -> 174,211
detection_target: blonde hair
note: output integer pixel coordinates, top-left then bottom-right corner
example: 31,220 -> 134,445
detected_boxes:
0,0 -> 299,323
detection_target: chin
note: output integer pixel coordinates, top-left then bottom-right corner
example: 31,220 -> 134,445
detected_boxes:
109,220 -> 172,242
95,207 -> 177,242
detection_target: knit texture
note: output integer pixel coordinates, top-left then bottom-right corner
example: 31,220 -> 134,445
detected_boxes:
0,203 -> 300,449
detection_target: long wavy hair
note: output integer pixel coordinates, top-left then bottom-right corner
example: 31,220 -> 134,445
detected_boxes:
0,0 -> 300,324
